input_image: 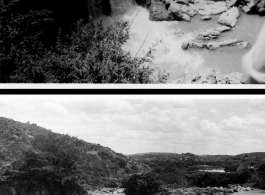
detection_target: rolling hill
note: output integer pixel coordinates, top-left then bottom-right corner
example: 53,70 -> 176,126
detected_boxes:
0,117 -> 148,188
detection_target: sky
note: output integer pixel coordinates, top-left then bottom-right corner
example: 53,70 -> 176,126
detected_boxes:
0,95 -> 265,155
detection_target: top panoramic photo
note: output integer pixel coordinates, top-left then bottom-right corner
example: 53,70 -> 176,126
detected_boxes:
1,0 -> 265,84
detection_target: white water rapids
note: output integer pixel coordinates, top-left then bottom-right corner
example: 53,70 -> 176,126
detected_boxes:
109,0 -> 203,81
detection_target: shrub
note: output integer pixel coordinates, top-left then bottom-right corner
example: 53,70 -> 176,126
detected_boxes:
122,172 -> 162,195
2,134 -> 88,195
0,0 -> 54,82
0,0 -> 168,83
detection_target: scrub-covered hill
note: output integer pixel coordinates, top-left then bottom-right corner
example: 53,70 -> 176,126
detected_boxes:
0,117 -> 148,191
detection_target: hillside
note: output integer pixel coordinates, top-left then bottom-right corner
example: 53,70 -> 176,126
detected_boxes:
0,117 -> 148,188
129,152 -> 235,162
236,153 -> 265,159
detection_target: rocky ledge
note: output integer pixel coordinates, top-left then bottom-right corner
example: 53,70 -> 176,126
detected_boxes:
188,69 -> 248,84
159,185 -> 259,195
169,69 -> 248,84
86,185 -> 260,195
182,39 -> 249,50
148,0 -> 265,22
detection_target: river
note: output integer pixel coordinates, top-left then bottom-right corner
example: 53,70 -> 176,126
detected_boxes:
109,0 -> 265,81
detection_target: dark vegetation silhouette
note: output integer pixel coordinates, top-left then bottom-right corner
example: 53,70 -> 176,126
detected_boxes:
0,0 -> 168,83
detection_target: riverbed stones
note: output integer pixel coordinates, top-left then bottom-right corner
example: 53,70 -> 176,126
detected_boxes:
198,30 -> 220,40
190,69 -> 217,84
218,7 -> 240,27
185,69 -> 248,84
217,72 -> 248,84
201,15 -> 212,20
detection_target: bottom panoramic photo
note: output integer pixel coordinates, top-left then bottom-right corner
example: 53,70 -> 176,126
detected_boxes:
0,96 -> 264,195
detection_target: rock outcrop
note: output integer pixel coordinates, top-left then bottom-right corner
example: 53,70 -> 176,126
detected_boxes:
196,0 -> 228,15
185,69 -> 248,84
182,39 -> 248,50
149,0 -> 175,21
218,7 -> 241,27
217,72 -> 248,84
149,0 -> 229,21
198,30 -> 221,40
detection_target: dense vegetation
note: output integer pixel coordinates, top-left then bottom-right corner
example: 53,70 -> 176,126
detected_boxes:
122,172 -> 162,195
1,117 -> 265,195
1,134 -> 88,195
0,0 -> 168,83
128,153 -> 265,190
0,117 -> 148,194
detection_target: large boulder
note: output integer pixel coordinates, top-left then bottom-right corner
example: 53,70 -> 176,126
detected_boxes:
196,0 -> 227,15
149,0 -> 196,21
218,7 -> 240,27
149,0 -> 175,20
182,4 -> 198,16
168,3 -> 192,21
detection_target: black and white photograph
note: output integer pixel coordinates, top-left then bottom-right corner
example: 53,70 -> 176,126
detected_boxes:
0,95 -> 265,195
0,0 -> 265,85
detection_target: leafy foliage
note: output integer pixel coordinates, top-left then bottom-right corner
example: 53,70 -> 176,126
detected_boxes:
254,164 -> 265,189
122,172 -> 162,195
2,134 -> 88,195
0,117 -> 148,191
0,0 -> 168,83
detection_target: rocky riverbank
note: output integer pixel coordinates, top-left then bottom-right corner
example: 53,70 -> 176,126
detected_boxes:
147,0 -> 263,52
86,186 -> 263,195
169,69 -> 248,84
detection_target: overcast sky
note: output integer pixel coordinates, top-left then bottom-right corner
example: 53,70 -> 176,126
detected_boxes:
0,95 -> 265,155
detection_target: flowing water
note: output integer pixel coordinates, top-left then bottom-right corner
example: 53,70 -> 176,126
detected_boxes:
109,0 -> 265,81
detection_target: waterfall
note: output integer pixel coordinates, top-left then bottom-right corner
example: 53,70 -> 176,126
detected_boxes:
109,0 -> 137,16
108,0 -> 204,81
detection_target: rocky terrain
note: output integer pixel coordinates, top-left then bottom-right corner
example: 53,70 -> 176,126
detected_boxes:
126,0 -> 265,84
85,185 -> 263,195
169,69 -> 248,84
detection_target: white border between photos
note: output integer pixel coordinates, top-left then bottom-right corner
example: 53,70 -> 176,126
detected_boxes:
1,84 -> 265,89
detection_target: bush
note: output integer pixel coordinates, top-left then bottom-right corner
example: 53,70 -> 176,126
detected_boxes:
2,134 -> 88,195
0,0 -> 54,82
0,0 -> 168,83
254,164 -> 265,189
122,172 -> 162,195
